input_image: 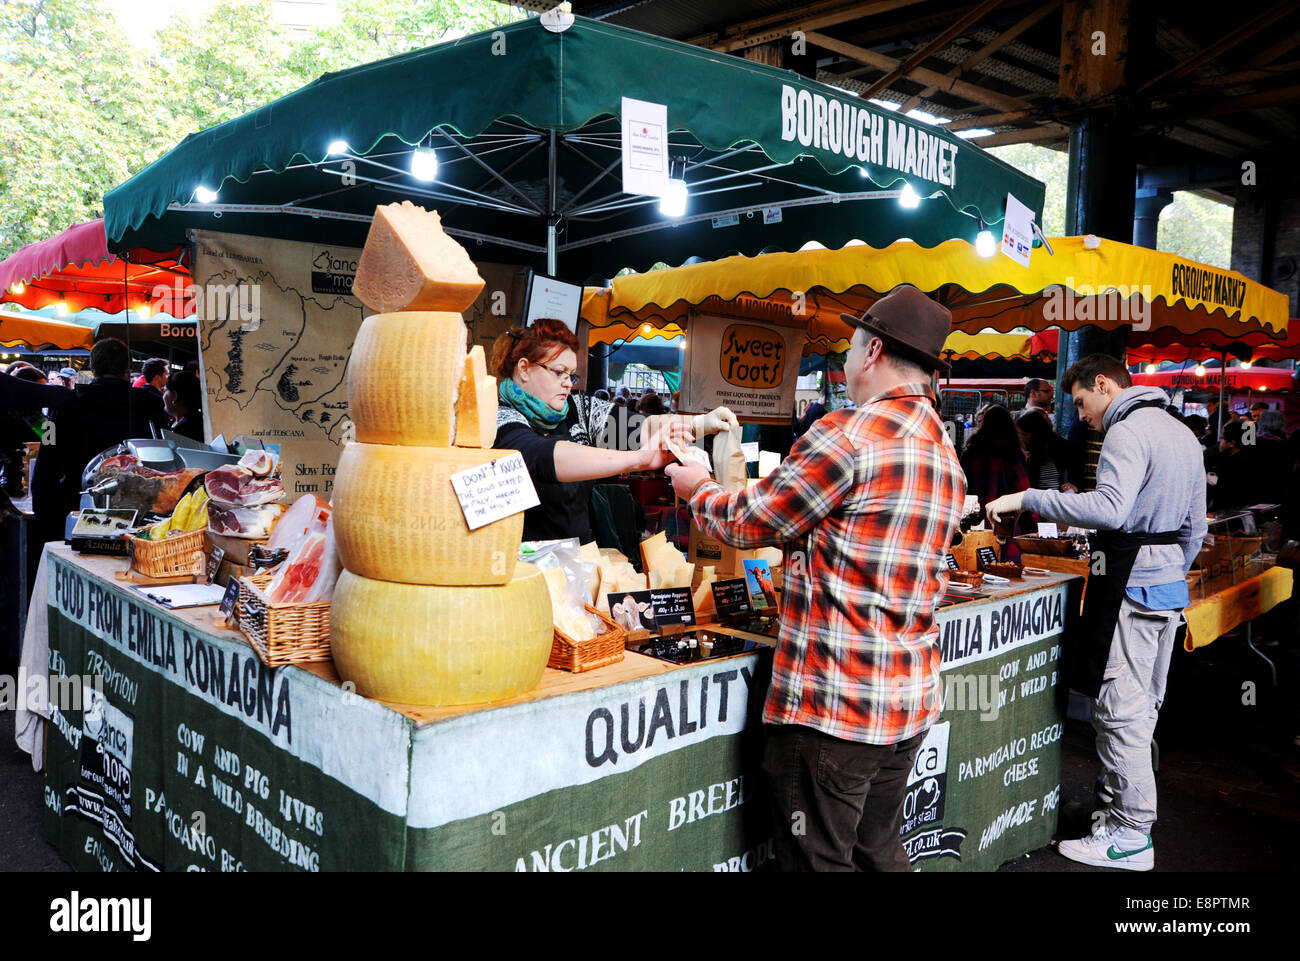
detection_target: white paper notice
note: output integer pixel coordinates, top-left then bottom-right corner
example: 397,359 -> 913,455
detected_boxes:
621,97 -> 669,197
525,275 -> 583,331
1000,192 -> 1035,267
449,452 -> 541,531
1038,522 -> 1059,538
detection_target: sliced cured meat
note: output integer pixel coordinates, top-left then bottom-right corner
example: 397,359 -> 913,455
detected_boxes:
204,465 -> 285,507
96,453 -> 139,479
265,494 -> 330,554
208,502 -> 287,538
267,519 -> 339,604
237,449 -> 276,477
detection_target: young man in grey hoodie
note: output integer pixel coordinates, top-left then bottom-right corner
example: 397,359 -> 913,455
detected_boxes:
988,354 -> 1207,871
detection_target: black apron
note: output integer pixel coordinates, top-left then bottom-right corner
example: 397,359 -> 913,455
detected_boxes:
1064,399 -> 1185,698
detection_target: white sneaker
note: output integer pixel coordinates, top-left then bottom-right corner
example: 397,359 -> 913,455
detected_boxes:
1058,822 -> 1154,871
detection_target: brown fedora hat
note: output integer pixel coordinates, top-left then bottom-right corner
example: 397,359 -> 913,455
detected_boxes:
841,285 -> 952,371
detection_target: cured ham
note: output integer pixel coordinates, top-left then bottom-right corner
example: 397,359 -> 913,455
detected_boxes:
266,517 -> 339,603
208,502 -> 287,538
204,465 -> 284,507
104,465 -> 205,514
237,449 -> 276,477
266,494 -> 330,554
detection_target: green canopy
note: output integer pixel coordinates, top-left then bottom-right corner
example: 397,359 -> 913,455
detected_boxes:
105,16 -> 1044,277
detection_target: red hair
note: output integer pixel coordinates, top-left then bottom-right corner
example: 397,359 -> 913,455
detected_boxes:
489,318 -> 579,380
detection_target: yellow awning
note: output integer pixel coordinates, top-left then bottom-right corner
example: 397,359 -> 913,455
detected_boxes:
0,311 -> 95,351
580,237 -> 1288,357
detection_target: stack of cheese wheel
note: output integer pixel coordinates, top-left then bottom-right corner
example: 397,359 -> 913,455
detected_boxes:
330,201 -> 553,706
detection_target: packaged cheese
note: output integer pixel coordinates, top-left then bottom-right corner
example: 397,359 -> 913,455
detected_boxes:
351,201 -> 485,314
348,311 -> 467,447
332,442 -> 522,585
331,564 -> 553,707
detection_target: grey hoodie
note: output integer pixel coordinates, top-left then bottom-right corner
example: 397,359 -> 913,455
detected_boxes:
1022,386 -> 1208,588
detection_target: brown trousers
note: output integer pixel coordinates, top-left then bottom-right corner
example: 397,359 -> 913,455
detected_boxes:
762,723 -> 925,872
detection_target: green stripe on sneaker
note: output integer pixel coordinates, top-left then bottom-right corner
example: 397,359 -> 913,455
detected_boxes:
1106,837 -> 1153,860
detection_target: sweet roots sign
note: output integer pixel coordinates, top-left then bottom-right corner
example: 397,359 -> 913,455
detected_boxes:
43,550 -> 1069,872
680,311 -> 806,421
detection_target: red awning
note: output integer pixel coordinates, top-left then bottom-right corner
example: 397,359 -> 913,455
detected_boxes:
1128,321 -> 1300,365
1131,366 -> 1297,392
0,219 -> 190,315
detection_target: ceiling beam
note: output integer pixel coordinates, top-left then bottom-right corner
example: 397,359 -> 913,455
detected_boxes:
945,109 -> 1034,130
896,0 -> 1061,112
1240,30 -> 1300,69
689,0 -> 926,54
804,29 -> 1031,110
969,125 -> 1069,146
858,0 -> 1009,101
1137,2 -> 1295,93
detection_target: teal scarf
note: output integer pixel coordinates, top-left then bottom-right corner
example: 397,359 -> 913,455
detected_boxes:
500,378 -> 568,431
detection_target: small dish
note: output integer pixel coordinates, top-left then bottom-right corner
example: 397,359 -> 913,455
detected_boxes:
947,582 -> 975,592
1022,567 -> 1050,577
981,573 -> 1010,585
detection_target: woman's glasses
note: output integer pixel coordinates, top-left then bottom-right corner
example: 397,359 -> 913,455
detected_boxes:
538,363 -> 580,387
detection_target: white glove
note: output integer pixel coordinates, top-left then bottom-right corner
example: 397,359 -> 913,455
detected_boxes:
985,491 -> 1026,524
691,406 -> 739,436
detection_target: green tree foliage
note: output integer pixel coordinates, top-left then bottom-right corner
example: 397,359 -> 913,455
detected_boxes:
0,0 -> 525,260
987,143 -> 1069,238
1157,191 -> 1233,269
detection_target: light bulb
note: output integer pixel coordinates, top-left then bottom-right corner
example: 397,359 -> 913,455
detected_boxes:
137,303 -> 151,320
1240,360 -> 1252,369
410,148 -> 438,181
975,229 -> 996,257
195,186 -> 218,203
56,301 -> 69,315
9,281 -> 24,295
642,324 -> 653,336
899,184 -> 921,209
327,140 -> 350,156
1194,363 -> 1206,377
678,339 -> 686,350
1145,363 -> 1157,374
659,178 -> 688,218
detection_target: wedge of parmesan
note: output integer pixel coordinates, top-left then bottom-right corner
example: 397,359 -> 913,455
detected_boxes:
454,345 -> 498,448
352,201 -> 485,314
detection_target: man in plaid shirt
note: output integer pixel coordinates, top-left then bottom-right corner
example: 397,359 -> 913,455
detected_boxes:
667,285 -> 965,871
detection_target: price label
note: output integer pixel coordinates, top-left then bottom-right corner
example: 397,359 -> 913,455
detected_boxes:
711,578 -> 752,620
945,553 -> 960,571
651,587 -> 696,628
207,545 -> 226,584
1038,522 -> 1058,538
976,547 -> 999,570
449,452 -> 541,531
218,579 -> 241,618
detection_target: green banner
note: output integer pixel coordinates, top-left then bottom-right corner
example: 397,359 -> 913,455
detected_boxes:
43,550 -> 1068,872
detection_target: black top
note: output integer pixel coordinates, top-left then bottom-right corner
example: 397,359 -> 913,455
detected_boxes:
169,414 -> 205,442
32,378 -> 168,536
494,393 -> 614,543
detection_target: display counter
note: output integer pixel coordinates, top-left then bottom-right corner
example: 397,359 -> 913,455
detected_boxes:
1184,559 -> 1294,649
33,545 -> 1076,872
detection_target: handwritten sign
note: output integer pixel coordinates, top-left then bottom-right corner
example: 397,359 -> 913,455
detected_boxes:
976,547 -> 999,570
449,452 -> 540,531
1037,522 -> 1058,538
218,579 -> 241,618
945,553 -> 960,571
207,545 -> 226,585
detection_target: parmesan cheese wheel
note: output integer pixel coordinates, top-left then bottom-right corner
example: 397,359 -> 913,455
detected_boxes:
348,311 -> 466,446
332,442 -> 521,585
453,345 -> 497,448
331,564 -> 553,707
351,201 -> 486,314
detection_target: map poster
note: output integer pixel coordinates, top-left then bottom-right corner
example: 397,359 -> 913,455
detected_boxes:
192,231 -> 365,496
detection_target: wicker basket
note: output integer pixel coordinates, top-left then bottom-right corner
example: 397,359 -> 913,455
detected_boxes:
237,570 -> 331,667
129,528 -> 206,578
550,604 -> 626,673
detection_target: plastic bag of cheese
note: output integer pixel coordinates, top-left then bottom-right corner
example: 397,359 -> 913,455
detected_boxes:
519,539 -> 603,640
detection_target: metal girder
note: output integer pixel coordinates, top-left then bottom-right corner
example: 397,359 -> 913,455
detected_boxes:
858,0 -> 1009,101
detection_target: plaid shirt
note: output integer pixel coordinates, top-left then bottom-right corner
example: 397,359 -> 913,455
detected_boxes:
690,383 -> 965,745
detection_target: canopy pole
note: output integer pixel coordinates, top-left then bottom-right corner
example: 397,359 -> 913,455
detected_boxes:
1219,349 -> 1227,437
547,130 -> 558,277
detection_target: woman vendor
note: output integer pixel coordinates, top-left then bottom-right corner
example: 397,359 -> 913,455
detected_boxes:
490,318 -> 691,541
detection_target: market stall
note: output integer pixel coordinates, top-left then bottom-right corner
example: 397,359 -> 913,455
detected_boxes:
35,546 -> 1072,872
